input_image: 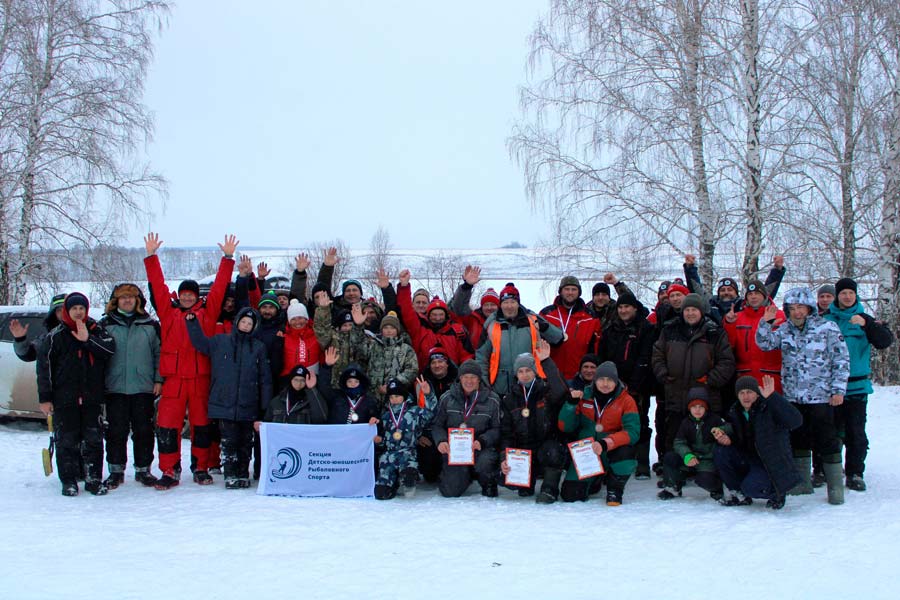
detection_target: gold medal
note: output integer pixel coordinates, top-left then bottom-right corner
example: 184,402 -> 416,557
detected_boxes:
392,431 -> 402,441
350,412 -> 359,422
595,423 -> 604,433
521,408 -> 530,418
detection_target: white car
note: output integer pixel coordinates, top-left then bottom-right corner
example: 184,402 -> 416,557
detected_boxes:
0,305 -> 102,420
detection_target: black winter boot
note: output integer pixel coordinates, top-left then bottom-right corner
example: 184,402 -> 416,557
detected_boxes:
193,470 -> 214,485
606,474 -> 629,506
657,485 -> 682,500
61,482 -> 79,497
154,470 -> 180,491
103,471 -> 125,490
400,468 -> 418,498
134,469 -> 159,487
481,481 -> 499,498
766,495 -> 786,510
537,468 -> 562,504
846,474 -> 866,492
84,480 -> 108,496
374,484 -> 396,500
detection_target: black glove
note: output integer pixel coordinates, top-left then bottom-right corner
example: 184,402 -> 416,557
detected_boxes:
596,438 -> 608,452
567,393 -> 581,405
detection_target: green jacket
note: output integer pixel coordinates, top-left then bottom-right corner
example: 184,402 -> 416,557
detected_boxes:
99,311 -> 161,395
358,333 -> 419,407
672,412 -> 725,473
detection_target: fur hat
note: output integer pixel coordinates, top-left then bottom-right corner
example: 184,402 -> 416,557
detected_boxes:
480,288 -> 500,307
458,359 -> 483,379
286,299 -> 309,321
559,275 -> 582,295
499,282 -> 520,303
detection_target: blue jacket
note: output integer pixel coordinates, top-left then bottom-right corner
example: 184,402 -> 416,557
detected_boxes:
824,301 -> 894,396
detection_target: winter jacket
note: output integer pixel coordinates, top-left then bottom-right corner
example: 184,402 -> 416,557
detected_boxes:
756,313 -> 850,404
144,254 -> 234,378
312,304 -> 366,385
652,316 -> 735,413
99,310 -> 161,395
448,282 -> 491,351
375,391 -> 439,455
397,283 -> 473,370
558,383 -> 639,479
683,262 -> 786,319
672,412 -> 726,473
475,307 -> 564,397
37,317 -> 116,408
585,281 -> 634,324
500,358 -> 569,451
720,391 -> 802,495
824,301 -> 894,396
263,386 -> 329,425
13,303 -> 61,362
431,382 -> 502,450
187,308 -> 273,422
595,308 -> 655,397
254,312 -> 286,385
540,298 -> 601,380
281,321 -> 321,377
358,332 -> 419,402
723,304 -> 784,392
318,364 -> 379,425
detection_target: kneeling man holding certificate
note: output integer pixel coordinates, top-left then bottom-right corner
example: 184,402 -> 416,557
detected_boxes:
432,360 -> 502,497
558,361 -> 639,505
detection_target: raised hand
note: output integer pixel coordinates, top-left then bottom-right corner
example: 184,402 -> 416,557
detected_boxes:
773,255 -> 785,270
323,247 -> 338,267
144,232 -> 163,256
305,370 -> 317,389
603,272 -> 618,285
536,338 -> 551,362
324,346 -> 339,366
398,269 -> 411,286
463,265 -> 481,286
295,253 -> 311,273
257,262 -> 271,279
375,268 -> 390,289
684,254 -> 696,266
238,254 -> 252,276
218,234 -> 239,257
760,375 -> 775,398
724,304 -> 737,324
8,319 -> 28,338
763,303 -> 778,322
416,375 -> 431,396
72,319 -> 89,342
351,303 -> 365,325
315,291 -> 333,308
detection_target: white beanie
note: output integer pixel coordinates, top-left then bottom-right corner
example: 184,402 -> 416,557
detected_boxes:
287,299 -> 308,321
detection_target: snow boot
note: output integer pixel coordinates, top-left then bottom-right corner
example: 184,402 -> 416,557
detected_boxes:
651,462 -> 663,476
154,470 -> 180,491
193,470 -> 214,485
238,478 -> 251,488
225,478 -> 242,490
787,454 -> 814,495
720,490 -> 752,506
84,480 -> 108,496
481,481 -> 499,498
537,468 -> 562,504
374,484 -> 396,500
634,442 -> 651,480
400,468 -> 417,498
517,488 -> 535,497
103,471 -> 125,490
134,469 -> 159,487
61,482 -> 79,497
846,474 -> 866,492
823,461 -> 845,505
766,495 -> 786,510
606,474 -> 629,506
812,466 -> 826,488
657,486 -> 682,500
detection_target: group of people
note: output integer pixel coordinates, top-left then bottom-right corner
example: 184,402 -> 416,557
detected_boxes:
13,234 -> 893,509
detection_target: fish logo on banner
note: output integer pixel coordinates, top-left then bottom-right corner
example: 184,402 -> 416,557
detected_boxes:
271,447 -> 302,481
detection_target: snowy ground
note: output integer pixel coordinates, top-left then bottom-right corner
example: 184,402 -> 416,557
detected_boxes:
3,389 -> 899,600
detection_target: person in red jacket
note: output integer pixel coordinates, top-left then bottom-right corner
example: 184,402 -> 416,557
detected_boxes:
280,299 -> 321,378
448,265 -> 500,352
143,232 -> 238,489
397,269 -> 473,370
540,275 -> 601,380
723,279 -> 785,393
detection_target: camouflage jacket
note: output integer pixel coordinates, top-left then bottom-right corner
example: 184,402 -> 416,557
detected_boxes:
313,305 -> 366,386
756,315 -> 850,404
375,392 -> 438,455
358,333 -> 419,402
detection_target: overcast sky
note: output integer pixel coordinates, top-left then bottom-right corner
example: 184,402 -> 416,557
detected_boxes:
137,0 -> 549,250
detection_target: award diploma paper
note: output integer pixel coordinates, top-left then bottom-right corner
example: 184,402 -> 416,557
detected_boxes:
448,428 -> 475,466
568,438 -> 604,479
504,448 -> 532,488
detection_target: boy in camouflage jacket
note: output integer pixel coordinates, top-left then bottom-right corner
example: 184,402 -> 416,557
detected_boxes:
312,297 -> 367,387
373,377 -> 438,499
357,311 -> 419,410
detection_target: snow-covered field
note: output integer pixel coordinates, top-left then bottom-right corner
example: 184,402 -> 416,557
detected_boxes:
2,388 -> 898,599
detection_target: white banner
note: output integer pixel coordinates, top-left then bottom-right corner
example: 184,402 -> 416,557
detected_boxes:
257,423 -> 376,498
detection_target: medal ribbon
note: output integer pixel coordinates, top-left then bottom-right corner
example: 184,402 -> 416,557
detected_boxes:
462,391 -> 480,425
347,396 -> 363,415
389,402 -> 406,431
521,379 -> 535,410
593,396 -> 611,429
556,306 -> 574,333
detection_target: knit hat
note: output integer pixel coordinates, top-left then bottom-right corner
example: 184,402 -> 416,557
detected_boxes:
234,307 -> 260,333
735,376 -> 761,396
681,293 -> 704,312
258,291 -> 280,310
64,292 -> 89,311
413,288 -> 430,303
667,283 -> 690,298
817,284 -> 836,297
657,281 -> 671,294
178,280 -> 200,297
458,359 -> 482,379
480,288 -> 500,307
717,277 -> 740,296
426,296 -> 449,317
334,309 -> 353,327
745,279 -> 766,297
385,378 -> 407,398
310,282 -> 333,300
289,364 -> 309,379
339,364 -> 369,391
579,353 -> 600,368
376,310 -> 398,330
286,299 -> 309,321
50,293 -> 66,309
835,277 -> 857,296
499,282 -> 520,303
342,279 -> 363,295
592,282 -> 611,297
594,361 -> 619,384
686,387 -> 709,410
513,353 -> 536,373
428,348 -> 449,365
559,275 -> 582,295
616,292 -> 639,308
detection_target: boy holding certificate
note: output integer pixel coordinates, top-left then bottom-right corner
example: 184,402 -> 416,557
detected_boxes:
432,360 -> 503,497
372,377 -> 438,500
558,362 -> 639,505
499,343 -> 569,503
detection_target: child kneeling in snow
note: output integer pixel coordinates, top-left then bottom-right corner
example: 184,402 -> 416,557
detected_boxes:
372,377 -> 437,500
187,308 -> 272,489
658,387 -> 725,501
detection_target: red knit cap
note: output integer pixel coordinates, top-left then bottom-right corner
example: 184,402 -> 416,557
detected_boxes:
667,283 -> 690,298
480,288 -> 500,307
499,282 -> 520,303
426,296 -> 449,316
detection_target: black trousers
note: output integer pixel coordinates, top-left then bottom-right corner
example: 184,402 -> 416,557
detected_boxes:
55,403 -> 104,484
836,394 -> 868,476
105,393 -> 155,470
438,448 -> 499,497
417,437 -> 443,483
790,403 -> 841,458
219,420 -> 255,480
662,450 -> 722,493
502,439 -> 566,495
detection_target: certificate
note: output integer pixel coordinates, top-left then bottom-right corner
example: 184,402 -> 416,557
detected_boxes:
448,428 -> 475,466
504,448 -> 532,488
568,438 -> 604,480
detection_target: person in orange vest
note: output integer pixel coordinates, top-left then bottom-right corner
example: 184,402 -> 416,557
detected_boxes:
475,283 -> 563,398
